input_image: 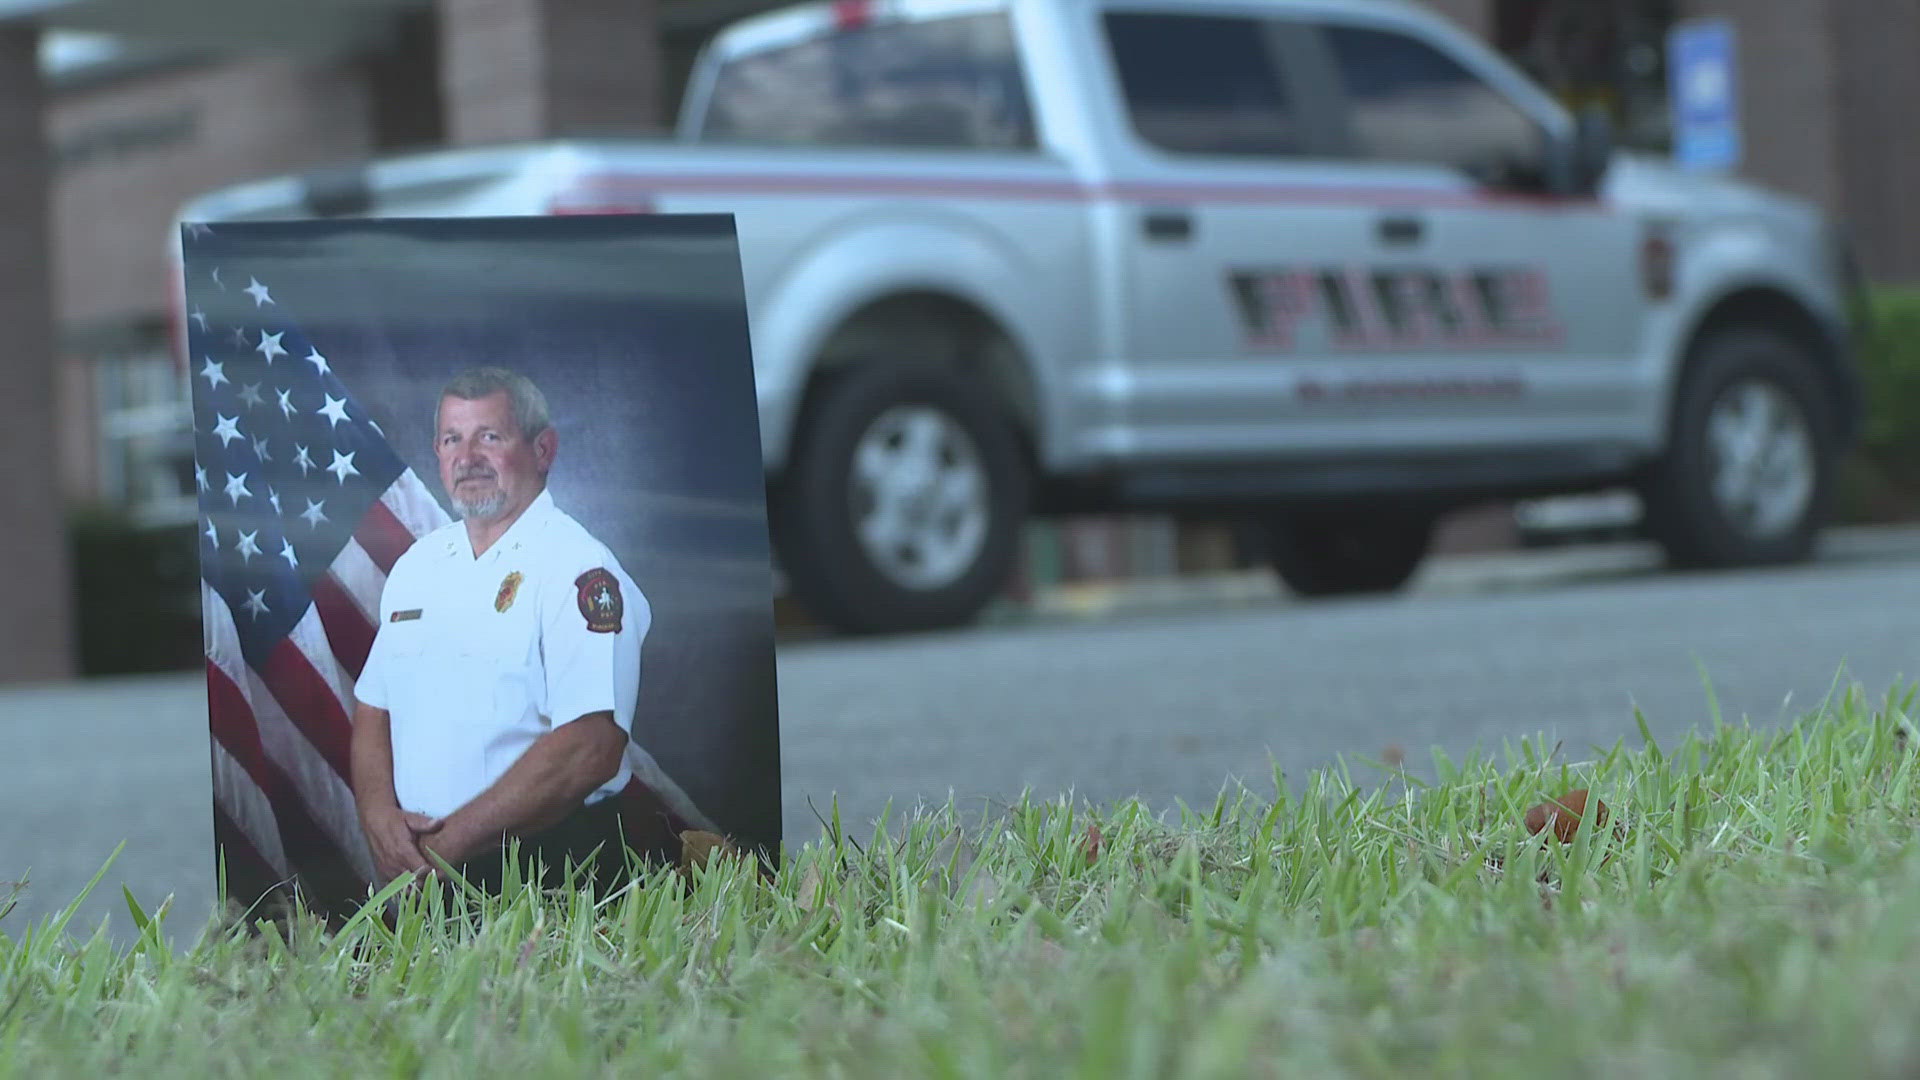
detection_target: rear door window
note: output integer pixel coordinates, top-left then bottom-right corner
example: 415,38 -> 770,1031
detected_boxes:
701,12 -> 1036,150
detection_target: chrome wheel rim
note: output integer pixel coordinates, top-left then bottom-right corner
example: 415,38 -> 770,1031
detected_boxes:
850,406 -> 991,591
1704,377 -> 1816,540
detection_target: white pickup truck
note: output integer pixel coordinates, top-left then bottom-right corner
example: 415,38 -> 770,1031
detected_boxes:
176,0 -> 1868,636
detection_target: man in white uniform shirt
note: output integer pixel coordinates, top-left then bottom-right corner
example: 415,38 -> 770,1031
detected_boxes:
351,366 -> 651,894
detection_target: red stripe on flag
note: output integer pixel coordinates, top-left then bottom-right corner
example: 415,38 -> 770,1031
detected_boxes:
353,499 -> 420,575
619,775 -> 695,859
206,660 -> 280,795
257,639 -> 355,780
211,802 -> 275,871
312,573 -> 376,680
211,802 -> 286,905
206,660 -> 361,891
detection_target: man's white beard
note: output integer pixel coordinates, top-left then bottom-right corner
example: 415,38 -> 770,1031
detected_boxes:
452,487 -> 507,521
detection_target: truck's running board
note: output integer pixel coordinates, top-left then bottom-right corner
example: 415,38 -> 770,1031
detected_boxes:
1106,446 -> 1645,510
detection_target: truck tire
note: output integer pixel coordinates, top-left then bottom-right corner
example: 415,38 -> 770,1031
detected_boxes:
1639,324 -> 1838,570
1261,509 -> 1436,598
772,362 -> 1030,635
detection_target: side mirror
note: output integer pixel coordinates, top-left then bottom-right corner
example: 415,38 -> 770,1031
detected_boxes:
1575,105 -> 1615,189
1547,105 -> 1615,196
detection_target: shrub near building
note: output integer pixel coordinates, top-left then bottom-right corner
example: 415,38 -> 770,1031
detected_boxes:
1838,286 -> 1920,524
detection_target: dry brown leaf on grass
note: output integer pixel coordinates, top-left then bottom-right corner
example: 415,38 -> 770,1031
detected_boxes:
677,830 -> 748,887
795,859 -> 833,916
676,830 -> 782,889
679,830 -> 733,868
1082,824 -> 1103,865
1519,788 -> 1630,878
1523,789 -> 1610,845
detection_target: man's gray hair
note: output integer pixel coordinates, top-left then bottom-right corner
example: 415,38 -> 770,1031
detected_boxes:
436,366 -> 552,440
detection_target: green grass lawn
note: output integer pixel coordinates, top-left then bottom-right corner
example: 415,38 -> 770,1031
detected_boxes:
8,675 -> 1920,1077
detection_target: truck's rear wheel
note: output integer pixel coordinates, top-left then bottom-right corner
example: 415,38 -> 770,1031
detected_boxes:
1261,509 -> 1436,598
773,363 -> 1030,635
1639,324 -> 1838,569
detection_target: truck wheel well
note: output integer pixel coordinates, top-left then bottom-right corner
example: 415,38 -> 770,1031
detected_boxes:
1676,286 -> 1858,442
799,290 -> 1040,459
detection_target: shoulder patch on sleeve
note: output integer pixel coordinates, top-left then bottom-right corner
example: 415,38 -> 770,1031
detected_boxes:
574,568 -> 623,634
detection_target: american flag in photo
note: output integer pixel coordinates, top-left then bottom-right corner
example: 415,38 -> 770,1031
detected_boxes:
179,224 -> 715,907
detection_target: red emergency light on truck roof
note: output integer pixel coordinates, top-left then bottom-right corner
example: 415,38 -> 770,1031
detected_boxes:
833,0 -> 874,28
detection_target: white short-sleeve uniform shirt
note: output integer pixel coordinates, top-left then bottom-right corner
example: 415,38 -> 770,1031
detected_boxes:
354,487 -> 650,821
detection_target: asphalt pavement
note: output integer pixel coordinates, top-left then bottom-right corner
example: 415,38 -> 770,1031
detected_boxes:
6,526 -> 1920,944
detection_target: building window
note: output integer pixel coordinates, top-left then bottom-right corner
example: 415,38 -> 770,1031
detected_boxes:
93,349 -> 196,527
1495,0 -> 1681,152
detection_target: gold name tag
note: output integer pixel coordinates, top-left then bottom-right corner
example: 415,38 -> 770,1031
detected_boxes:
390,609 -> 423,623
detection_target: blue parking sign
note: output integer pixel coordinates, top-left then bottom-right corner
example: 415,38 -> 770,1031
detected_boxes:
1669,18 -> 1740,171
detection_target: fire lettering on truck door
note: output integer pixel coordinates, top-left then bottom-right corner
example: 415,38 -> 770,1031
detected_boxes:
1230,266 -> 1563,351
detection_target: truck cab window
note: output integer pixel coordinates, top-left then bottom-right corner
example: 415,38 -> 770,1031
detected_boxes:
701,14 -> 1035,150
1102,13 -> 1303,158
1319,22 -> 1546,185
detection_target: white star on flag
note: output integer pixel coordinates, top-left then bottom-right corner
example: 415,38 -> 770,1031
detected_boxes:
257,330 -> 287,364
306,349 -> 330,376
244,277 -> 274,307
268,486 -> 282,514
279,539 -> 299,570
195,464 -> 209,492
204,519 -> 218,548
293,444 -> 314,476
200,357 -> 228,390
327,449 -> 359,484
229,326 -> 248,348
242,589 -> 269,620
318,394 -> 351,428
212,266 -> 225,290
251,435 -> 272,463
236,529 -> 262,564
223,471 -> 251,507
238,383 -> 265,410
211,414 -> 244,447
191,307 -> 209,332
277,388 -> 296,420
300,498 -> 328,529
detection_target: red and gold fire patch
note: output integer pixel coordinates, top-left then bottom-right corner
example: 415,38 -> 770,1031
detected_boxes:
495,571 -> 523,613
575,568 -> 622,633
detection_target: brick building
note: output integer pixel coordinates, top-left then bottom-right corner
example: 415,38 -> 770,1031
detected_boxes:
1,0 -> 1915,680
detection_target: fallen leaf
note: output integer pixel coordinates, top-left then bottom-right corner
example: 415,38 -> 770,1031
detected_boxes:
1083,824 -> 1103,865
796,859 -> 829,916
678,830 -> 739,876
1524,789 -> 1609,845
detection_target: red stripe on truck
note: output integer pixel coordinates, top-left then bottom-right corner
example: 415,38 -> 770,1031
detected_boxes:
556,171 -> 1605,212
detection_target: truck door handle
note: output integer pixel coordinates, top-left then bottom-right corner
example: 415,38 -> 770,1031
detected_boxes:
1144,209 -> 1193,242
1377,215 -> 1425,245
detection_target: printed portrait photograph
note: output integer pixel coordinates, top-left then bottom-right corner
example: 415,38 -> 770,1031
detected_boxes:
177,214 -> 782,920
